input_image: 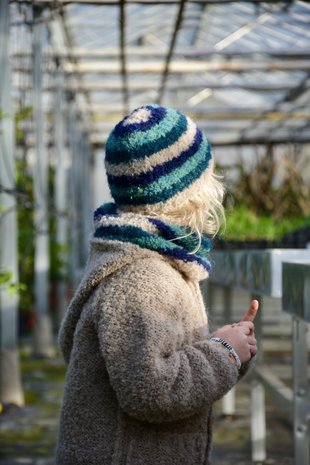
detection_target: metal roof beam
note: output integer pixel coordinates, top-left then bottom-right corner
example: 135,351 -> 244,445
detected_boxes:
13,59 -> 310,73
87,107 -> 310,121
11,47 -> 310,58
157,0 -> 187,104
23,100 -> 310,115
21,131 -> 310,148
89,134 -> 310,147
13,80 -> 310,92
119,0 -> 129,112
12,0 -> 293,5
50,11 -> 95,132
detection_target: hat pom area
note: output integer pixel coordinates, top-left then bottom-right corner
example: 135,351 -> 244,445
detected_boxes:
104,104 -> 213,211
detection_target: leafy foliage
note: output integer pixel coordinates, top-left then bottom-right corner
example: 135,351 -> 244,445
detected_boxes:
15,158 -> 70,313
15,106 -> 32,144
0,271 -> 12,285
0,270 -> 27,296
229,145 -> 310,219
1,105 -> 69,316
222,204 -> 307,241
16,158 -> 35,311
220,144 -> 310,240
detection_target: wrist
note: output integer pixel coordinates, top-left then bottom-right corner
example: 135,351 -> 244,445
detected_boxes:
210,337 -> 241,370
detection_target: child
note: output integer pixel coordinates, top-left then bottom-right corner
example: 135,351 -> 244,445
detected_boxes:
56,105 -> 258,465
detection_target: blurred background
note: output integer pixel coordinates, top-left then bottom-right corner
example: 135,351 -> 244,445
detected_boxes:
0,0 -> 310,464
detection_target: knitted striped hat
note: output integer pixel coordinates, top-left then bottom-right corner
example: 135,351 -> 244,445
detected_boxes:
105,104 -> 213,211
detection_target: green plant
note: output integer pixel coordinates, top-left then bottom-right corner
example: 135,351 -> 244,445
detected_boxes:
1,106 -> 70,329
219,144 -> 310,241
221,204 -> 307,241
15,106 -> 32,144
0,271 -> 27,296
15,160 -> 70,313
15,158 -> 35,311
227,145 -> 310,220
49,215 -> 69,283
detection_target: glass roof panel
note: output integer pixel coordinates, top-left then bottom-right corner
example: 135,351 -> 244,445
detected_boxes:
8,0 -> 310,146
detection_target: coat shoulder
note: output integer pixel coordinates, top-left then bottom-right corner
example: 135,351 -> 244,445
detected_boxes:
89,254 -> 194,325
102,254 -> 188,297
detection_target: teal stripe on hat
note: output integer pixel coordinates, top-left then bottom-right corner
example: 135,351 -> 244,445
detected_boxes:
106,109 -> 187,164
110,137 -> 210,202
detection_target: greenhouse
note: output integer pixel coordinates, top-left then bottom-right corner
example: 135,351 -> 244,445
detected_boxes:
0,0 -> 310,464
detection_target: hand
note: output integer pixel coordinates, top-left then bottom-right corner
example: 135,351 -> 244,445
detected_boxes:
236,299 -> 259,357
212,300 -> 259,364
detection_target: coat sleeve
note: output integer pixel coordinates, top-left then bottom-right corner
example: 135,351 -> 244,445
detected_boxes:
95,259 -> 239,423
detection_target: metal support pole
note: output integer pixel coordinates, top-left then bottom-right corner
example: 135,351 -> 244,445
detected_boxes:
67,97 -> 80,287
80,135 -> 91,264
251,294 -> 266,462
0,0 -> 24,407
32,6 -> 54,357
222,285 -> 235,416
86,139 -> 94,220
54,65 -> 68,328
222,385 -> 236,417
75,132 -> 84,271
293,316 -> 309,465
251,379 -> 266,462
79,134 -> 88,264
93,147 -> 111,210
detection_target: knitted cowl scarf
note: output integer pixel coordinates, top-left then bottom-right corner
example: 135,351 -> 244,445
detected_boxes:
93,202 -> 212,281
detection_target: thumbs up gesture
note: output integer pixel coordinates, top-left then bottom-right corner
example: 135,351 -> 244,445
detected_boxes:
242,299 -> 259,322
212,300 -> 259,365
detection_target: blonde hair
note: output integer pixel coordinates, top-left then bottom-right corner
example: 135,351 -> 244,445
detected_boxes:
148,165 -> 226,253
119,161 -> 226,253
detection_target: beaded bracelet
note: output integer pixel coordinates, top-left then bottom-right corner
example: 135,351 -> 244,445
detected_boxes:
210,337 -> 241,370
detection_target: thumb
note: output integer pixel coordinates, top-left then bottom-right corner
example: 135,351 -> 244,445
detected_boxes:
242,299 -> 259,322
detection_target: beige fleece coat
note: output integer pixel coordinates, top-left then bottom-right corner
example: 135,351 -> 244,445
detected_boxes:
56,239 -> 243,465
